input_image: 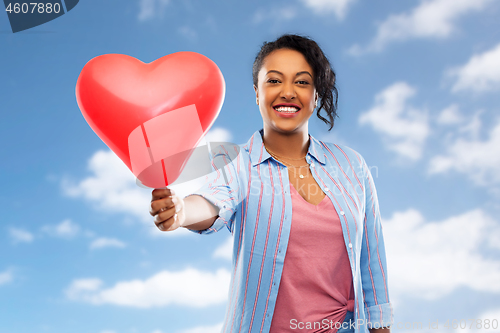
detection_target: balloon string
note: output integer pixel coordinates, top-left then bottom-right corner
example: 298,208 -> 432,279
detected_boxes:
161,159 -> 168,186
141,124 -> 150,147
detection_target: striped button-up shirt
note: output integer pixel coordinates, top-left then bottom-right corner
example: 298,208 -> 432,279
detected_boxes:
189,129 -> 393,333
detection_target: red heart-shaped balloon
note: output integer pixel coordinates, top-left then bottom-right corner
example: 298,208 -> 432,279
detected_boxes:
76,52 -> 225,188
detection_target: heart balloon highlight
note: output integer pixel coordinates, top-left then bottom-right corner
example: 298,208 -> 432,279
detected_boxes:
76,52 -> 225,188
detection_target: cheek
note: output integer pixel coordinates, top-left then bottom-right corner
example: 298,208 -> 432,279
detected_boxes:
260,89 -> 279,105
258,103 -> 270,119
304,92 -> 316,105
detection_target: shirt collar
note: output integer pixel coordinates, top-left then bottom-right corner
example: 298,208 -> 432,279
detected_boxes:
246,129 -> 327,167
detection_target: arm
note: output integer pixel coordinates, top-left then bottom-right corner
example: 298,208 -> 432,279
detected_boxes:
370,328 -> 391,333
182,194 -> 219,230
359,155 -> 393,329
150,147 -> 240,234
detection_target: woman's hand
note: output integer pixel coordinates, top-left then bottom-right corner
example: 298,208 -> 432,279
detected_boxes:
370,328 -> 390,333
150,188 -> 185,232
150,188 -> 220,232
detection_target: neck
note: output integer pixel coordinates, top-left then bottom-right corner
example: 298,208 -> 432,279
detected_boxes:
262,124 -> 310,159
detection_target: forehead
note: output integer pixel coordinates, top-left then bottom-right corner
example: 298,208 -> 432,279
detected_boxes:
259,49 -> 313,75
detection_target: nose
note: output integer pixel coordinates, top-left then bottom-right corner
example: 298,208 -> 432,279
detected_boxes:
280,81 -> 296,100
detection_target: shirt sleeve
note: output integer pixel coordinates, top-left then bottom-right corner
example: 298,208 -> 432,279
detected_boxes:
185,144 -> 241,235
359,154 -> 394,328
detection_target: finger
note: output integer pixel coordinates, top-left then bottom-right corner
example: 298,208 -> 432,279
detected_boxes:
151,188 -> 175,201
155,201 -> 182,230
162,214 -> 180,231
151,188 -> 171,201
154,205 -> 176,225
157,213 -> 178,232
150,196 -> 175,216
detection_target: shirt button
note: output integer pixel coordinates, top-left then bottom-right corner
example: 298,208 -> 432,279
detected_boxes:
324,187 -> 329,192
310,162 -> 315,168
349,243 -> 352,248
340,211 -> 345,216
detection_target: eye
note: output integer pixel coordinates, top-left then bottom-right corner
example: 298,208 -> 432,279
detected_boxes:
297,80 -> 310,85
267,79 -> 280,84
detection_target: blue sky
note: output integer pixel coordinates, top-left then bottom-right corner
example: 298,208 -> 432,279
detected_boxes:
2,0 -> 500,332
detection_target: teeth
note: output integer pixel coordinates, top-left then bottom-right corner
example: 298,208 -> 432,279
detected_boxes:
275,106 -> 299,113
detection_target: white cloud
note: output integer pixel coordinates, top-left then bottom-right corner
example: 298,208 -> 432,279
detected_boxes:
448,43 -> 500,93
65,268 -> 230,308
65,278 -> 103,299
0,269 -> 13,286
349,0 -> 494,55
204,127 -> 233,143
176,322 -> 224,333
213,237 -> 233,260
457,110 -> 483,140
436,104 -> 464,125
63,150 -> 210,237
63,133 -> 235,236
138,0 -> 170,21
90,237 -> 127,250
384,208 -> 500,300
8,227 -> 34,244
299,0 -> 356,19
63,150 -> 152,223
359,82 -> 430,161
428,119 -> 500,186
41,219 -> 80,239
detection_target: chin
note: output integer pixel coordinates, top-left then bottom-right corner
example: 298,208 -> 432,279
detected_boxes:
271,120 -> 306,134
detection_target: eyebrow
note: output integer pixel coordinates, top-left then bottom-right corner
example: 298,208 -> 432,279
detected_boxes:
266,70 -> 313,78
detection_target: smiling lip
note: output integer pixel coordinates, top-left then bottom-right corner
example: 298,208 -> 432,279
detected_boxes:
273,103 -> 301,118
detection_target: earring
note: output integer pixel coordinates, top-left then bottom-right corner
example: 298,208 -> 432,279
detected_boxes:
314,101 -> 318,109
256,98 -> 259,105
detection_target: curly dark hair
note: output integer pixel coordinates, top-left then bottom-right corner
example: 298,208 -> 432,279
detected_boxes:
252,34 -> 338,131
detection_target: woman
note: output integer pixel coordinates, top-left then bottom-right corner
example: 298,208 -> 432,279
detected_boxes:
150,34 -> 393,333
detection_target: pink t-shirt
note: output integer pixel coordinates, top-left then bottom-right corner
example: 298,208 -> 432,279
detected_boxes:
269,184 -> 355,332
